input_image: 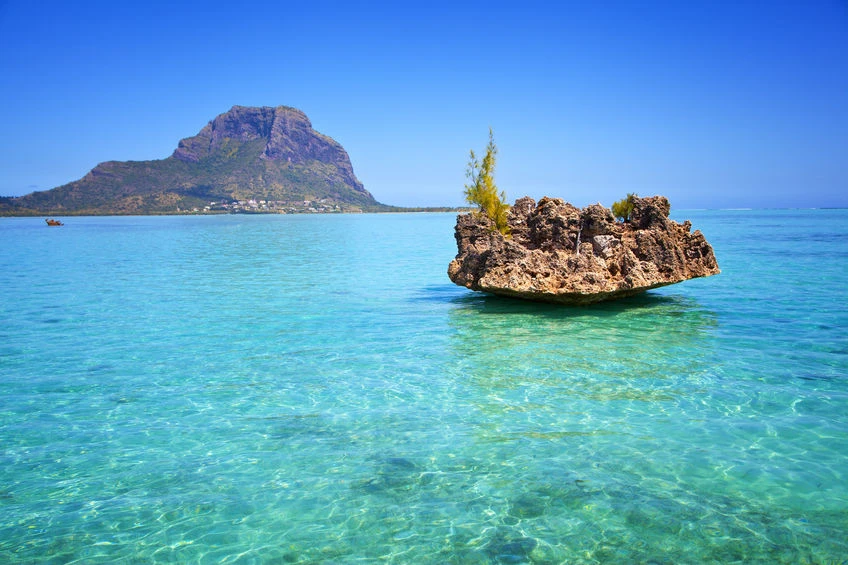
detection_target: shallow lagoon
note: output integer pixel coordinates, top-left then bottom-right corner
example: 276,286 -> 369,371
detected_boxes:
1,210 -> 846,563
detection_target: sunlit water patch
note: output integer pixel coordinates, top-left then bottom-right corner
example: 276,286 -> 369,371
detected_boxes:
1,210 -> 846,563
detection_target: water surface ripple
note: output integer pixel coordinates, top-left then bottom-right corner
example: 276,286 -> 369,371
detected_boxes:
1,210 -> 846,563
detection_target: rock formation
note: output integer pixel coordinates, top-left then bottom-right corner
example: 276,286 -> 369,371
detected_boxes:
172,105 -> 366,196
448,195 -> 719,304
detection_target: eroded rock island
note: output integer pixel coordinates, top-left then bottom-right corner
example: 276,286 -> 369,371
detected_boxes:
448,196 -> 719,305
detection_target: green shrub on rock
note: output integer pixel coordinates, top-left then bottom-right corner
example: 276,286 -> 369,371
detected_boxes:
464,129 -> 510,235
612,192 -> 637,222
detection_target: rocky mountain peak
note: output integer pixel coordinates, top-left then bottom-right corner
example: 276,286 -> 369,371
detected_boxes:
172,105 -> 365,194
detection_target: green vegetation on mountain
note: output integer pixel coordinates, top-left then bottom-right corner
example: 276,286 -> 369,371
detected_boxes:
0,105 -> 393,216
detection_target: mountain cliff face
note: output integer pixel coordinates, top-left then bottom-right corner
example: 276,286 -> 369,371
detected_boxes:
1,105 -> 381,215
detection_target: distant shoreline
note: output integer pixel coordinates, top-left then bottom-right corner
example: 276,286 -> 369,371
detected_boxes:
4,206 -> 846,218
0,206 -> 472,218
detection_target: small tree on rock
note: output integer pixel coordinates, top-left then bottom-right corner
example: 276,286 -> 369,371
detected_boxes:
465,128 -> 510,235
612,192 -> 637,222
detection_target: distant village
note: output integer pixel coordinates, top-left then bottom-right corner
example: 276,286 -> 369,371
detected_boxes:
193,198 -> 360,214
185,199 -> 460,215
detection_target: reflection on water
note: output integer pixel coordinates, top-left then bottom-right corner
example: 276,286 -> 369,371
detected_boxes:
448,291 -> 717,406
436,289 -> 847,563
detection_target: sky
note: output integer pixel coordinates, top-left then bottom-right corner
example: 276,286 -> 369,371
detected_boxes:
0,0 -> 846,209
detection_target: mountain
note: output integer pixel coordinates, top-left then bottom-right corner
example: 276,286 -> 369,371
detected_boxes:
1,105 -> 388,215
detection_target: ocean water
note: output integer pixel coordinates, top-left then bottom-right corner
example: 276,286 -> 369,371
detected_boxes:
0,210 -> 846,564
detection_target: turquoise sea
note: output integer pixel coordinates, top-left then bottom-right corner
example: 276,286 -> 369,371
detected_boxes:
1,210 -> 846,564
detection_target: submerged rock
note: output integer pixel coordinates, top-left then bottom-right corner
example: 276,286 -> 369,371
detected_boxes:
448,196 -> 719,305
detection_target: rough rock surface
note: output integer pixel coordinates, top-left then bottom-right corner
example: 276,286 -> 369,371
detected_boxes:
448,196 -> 719,304
173,105 -> 366,195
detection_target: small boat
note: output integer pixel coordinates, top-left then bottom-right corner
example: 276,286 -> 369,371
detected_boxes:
45,219 -> 64,226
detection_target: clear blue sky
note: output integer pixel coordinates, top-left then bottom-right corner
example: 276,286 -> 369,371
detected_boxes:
1,0 -> 846,209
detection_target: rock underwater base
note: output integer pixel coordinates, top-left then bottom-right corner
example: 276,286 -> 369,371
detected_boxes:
447,196 -> 720,305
